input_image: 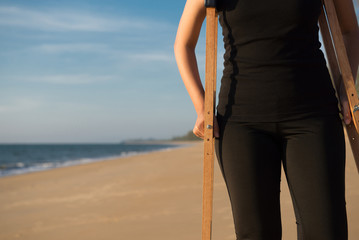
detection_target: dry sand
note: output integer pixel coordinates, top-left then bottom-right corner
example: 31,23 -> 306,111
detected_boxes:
0,139 -> 358,240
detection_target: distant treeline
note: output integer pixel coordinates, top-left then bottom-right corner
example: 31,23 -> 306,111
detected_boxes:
172,130 -> 201,141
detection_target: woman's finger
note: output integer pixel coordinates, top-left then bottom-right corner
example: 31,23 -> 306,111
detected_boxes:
339,81 -> 352,125
341,99 -> 352,125
214,117 -> 220,138
193,125 -> 204,139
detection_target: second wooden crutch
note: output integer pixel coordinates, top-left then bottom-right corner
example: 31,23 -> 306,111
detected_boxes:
319,0 -> 359,173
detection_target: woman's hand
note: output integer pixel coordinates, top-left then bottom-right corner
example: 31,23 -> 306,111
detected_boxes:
193,113 -> 220,139
339,80 -> 352,125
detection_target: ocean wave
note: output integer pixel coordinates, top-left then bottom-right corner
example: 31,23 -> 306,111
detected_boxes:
0,144 -> 183,177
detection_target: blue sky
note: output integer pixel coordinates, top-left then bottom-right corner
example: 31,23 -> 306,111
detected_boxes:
0,1 -> 358,143
0,0 -> 208,143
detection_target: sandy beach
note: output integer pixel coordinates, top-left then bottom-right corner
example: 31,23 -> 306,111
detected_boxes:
0,139 -> 358,240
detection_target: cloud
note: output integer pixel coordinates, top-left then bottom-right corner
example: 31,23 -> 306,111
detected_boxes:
34,43 -> 110,54
6,74 -> 116,85
0,6 -> 171,32
129,52 -> 174,62
0,98 -> 43,113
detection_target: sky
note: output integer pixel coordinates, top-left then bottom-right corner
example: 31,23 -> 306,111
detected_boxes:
0,0 -> 358,143
0,0 -> 206,143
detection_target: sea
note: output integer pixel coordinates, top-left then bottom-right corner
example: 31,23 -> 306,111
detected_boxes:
0,143 -> 181,177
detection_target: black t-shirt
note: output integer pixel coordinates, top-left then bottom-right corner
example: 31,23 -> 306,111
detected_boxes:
216,0 -> 339,122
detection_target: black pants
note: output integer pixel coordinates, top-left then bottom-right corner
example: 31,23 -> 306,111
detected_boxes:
215,114 -> 348,240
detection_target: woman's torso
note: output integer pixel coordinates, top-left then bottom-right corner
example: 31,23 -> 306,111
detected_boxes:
216,0 -> 339,122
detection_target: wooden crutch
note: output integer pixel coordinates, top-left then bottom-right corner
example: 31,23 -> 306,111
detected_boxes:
319,0 -> 359,173
202,0 -> 218,240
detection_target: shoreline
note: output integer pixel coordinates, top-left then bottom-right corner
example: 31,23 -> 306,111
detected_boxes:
0,141 -> 196,179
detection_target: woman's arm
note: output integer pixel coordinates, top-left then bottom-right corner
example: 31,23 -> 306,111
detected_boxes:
332,0 -> 359,124
174,0 -> 206,115
174,0 -> 219,138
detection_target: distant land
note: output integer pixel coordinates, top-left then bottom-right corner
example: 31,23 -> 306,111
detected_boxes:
122,130 -> 201,144
171,130 -> 201,141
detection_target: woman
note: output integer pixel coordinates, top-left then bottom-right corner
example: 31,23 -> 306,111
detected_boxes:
174,0 -> 358,239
